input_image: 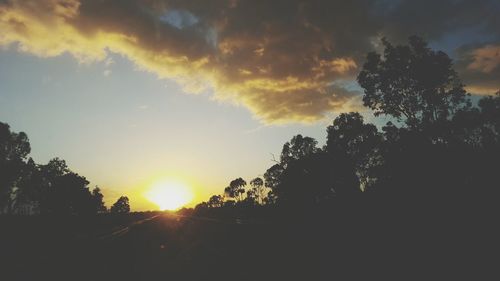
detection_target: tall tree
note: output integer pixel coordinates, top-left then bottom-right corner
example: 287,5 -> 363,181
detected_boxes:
244,188 -> 257,206
277,151 -> 360,206
263,190 -> 277,205
43,172 -> 94,215
357,36 -> 470,129
326,112 -> 383,190
91,187 -> 107,213
12,158 -> 40,213
224,178 -> 247,202
262,135 -> 319,203
249,177 -> 266,205
477,91 -> 500,146
280,134 -> 319,167
31,158 -> 104,215
0,122 -> 31,213
263,164 -> 283,192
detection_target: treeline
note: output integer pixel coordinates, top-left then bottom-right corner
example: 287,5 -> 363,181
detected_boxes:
0,126 -> 130,215
196,36 -> 499,215
2,36 -> 498,217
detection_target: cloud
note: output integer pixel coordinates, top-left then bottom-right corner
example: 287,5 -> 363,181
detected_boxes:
104,57 -> 114,67
375,0 -> 500,95
466,44 -> 500,73
0,0 -> 498,123
455,43 -> 500,95
379,0 -> 500,42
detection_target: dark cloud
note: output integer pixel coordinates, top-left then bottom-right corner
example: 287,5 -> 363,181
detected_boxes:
0,0 -> 498,123
380,0 -> 500,42
379,0 -> 500,95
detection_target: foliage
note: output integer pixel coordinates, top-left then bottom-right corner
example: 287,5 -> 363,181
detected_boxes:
280,134 -> 319,166
326,112 -> 383,190
0,122 -> 31,212
0,124 -> 124,215
196,36 -> 499,216
111,196 -> 130,214
92,187 -> 107,213
2,36 -> 499,220
224,178 -> 247,202
357,36 -> 470,128
249,177 -> 266,205
207,195 -> 224,208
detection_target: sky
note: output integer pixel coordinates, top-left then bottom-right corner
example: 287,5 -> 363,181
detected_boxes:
0,0 -> 499,210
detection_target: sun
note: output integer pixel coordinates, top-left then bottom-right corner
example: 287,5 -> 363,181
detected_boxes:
145,179 -> 193,211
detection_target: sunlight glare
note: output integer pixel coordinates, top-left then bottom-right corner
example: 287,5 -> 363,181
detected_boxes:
145,179 -> 193,211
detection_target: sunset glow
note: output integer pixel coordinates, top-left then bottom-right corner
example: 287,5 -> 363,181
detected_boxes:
145,179 -> 193,211
0,0 -> 497,212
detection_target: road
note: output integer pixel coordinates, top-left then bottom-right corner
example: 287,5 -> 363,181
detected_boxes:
1,211 -> 452,281
97,213 -> 162,240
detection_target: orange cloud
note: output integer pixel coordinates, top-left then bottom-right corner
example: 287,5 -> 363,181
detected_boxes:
467,44 -> 500,74
457,43 -> 500,95
1,0 -> 498,122
0,0 -> 370,123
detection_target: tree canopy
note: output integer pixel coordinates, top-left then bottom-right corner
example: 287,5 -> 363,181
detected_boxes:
0,123 -> 128,215
196,36 -> 499,216
0,122 -> 31,211
357,36 -> 470,128
111,196 -> 130,214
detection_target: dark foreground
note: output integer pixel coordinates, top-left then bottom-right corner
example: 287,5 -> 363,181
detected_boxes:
0,206 -> 496,281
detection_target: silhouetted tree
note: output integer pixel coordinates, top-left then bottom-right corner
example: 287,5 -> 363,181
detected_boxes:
91,187 -> 107,213
45,172 -> 93,215
357,36 -> 470,129
223,200 -> 236,207
476,91 -> 500,145
41,157 -> 70,179
0,122 -> 113,216
280,134 -> 319,167
278,151 -> 360,206
110,196 -> 130,213
326,112 -> 383,190
207,195 -> 224,208
13,157 -> 41,213
263,134 -> 362,206
262,135 -> 320,204
263,190 -> 277,205
244,188 -> 257,206
0,122 -> 31,213
35,158 -> 97,215
195,201 -> 208,211
445,92 -> 499,150
263,164 -> 283,191
38,157 -> 69,214
249,177 -> 266,204
224,178 -> 246,202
